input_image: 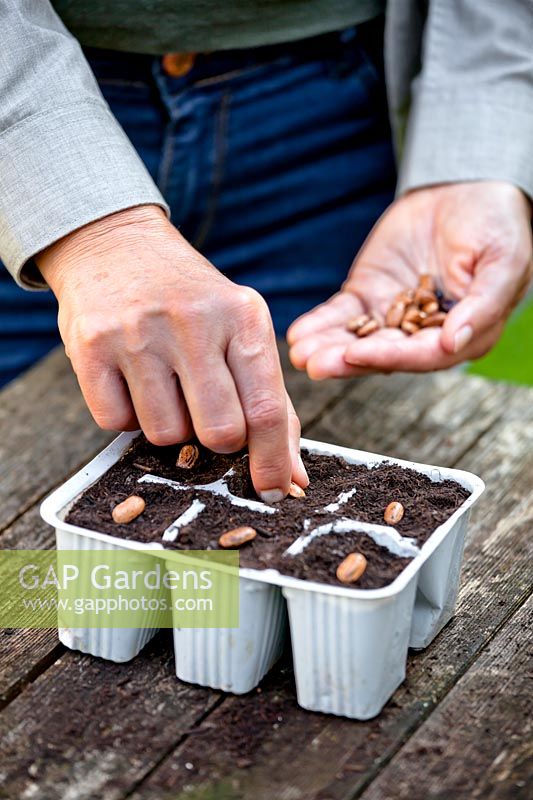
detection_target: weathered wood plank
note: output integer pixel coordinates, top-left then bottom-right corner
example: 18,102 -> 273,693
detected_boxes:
0,505 -> 55,551
1,351 -> 531,800
361,595 -> 532,800
0,348 -> 112,533
128,380 -> 533,800
310,369 -> 509,466
0,507 -> 61,708
0,635 -> 221,800
0,631 -> 62,713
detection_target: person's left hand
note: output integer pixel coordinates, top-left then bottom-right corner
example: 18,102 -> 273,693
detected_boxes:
288,182 -> 532,378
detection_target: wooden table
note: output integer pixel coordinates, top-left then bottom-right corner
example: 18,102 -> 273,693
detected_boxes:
0,346 -> 531,800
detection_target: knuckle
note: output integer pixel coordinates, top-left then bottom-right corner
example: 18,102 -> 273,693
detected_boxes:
120,310 -> 152,356
199,422 -> 246,453
233,287 -> 270,324
72,317 -> 112,350
288,411 -> 301,437
144,426 -> 185,447
246,392 -> 286,432
175,297 -> 208,325
252,456 -> 288,480
92,408 -> 134,432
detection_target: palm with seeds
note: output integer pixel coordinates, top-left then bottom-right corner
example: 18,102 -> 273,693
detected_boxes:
288,183 -> 532,379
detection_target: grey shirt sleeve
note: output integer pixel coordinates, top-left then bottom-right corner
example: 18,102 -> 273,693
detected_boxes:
397,0 -> 533,200
0,1 -> 169,289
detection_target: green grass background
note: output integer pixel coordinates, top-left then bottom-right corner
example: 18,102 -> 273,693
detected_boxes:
468,298 -> 533,386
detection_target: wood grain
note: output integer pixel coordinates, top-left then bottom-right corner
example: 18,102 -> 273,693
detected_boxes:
0,635 -> 220,800
309,369 -> 508,465
129,378 -> 533,800
361,596 -> 532,800
0,507 -> 61,708
0,348 -> 112,534
0,347 -> 531,800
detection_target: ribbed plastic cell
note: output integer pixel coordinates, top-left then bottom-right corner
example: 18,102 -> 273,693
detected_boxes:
41,432 -> 485,718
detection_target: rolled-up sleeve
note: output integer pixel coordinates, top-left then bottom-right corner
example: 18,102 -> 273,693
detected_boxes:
397,0 -> 533,200
0,1 -> 169,289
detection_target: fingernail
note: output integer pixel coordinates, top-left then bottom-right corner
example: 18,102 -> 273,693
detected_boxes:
453,325 -> 473,353
259,488 -> 285,504
298,455 -> 310,487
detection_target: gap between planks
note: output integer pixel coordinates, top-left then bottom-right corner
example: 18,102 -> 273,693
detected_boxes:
359,595 -> 533,800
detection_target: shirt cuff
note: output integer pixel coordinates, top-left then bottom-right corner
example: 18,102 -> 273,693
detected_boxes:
397,90 -> 533,201
0,101 -> 170,289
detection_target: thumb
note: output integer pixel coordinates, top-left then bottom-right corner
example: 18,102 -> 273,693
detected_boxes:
440,253 -> 526,355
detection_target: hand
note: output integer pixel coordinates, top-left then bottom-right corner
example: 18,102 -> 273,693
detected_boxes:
288,182 -> 532,378
37,206 -> 308,501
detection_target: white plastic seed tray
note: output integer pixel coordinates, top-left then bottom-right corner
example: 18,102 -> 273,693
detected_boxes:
40,431 -> 484,719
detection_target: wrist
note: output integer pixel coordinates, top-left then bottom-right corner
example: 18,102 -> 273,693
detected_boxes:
37,204 -> 170,292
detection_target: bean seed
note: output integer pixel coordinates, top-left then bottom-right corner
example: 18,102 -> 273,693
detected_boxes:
421,300 -> 439,315
401,319 -> 419,335
403,306 -> 426,325
177,444 -> 199,469
218,526 -> 257,549
336,552 -> 368,584
384,501 -> 404,524
420,312 -> 447,328
414,287 -> 437,306
289,482 -> 306,498
356,319 -> 380,337
419,274 -> 436,292
396,289 -> 415,304
112,495 -> 146,524
385,302 -> 405,328
346,314 -> 370,332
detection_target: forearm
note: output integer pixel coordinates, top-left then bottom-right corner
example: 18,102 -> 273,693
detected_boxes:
37,206 -> 169,296
397,0 -> 533,199
0,0 -> 168,289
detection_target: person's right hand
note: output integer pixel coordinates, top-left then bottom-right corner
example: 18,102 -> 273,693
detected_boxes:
36,205 -> 308,502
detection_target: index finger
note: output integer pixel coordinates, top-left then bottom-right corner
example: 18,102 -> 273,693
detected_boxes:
227,313 -> 291,503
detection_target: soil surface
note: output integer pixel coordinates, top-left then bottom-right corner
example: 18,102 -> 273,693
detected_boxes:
65,435 -> 470,589
279,532 -> 412,589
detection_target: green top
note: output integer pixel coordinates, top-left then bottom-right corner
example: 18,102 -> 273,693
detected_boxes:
52,0 -> 384,54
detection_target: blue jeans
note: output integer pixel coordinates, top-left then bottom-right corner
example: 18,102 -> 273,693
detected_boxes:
0,22 -> 396,386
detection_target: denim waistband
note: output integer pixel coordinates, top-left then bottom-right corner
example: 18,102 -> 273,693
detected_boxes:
84,15 -> 384,85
